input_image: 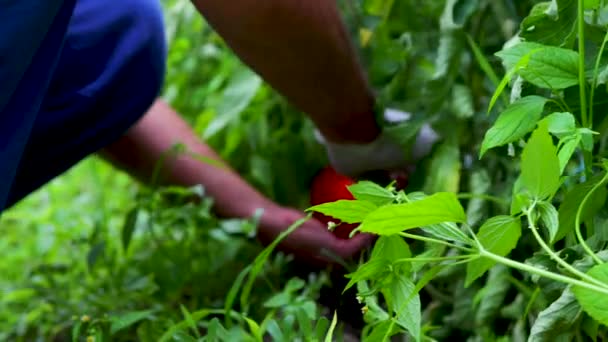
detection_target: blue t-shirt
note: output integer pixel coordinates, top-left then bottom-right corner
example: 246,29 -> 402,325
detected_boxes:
0,0 -> 76,211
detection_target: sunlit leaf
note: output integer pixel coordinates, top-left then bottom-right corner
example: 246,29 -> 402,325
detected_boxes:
466,216 -> 521,286
481,96 -> 548,156
572,263 -> 608,326
359,192 -> 466,235
307,200 -> 377,224
348,181 -> 395,206
521,122 -> 561,200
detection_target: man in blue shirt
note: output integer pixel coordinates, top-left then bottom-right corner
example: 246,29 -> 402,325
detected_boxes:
1,0 -> 436,264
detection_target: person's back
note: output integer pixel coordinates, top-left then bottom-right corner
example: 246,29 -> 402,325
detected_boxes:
0,0 -> 77,210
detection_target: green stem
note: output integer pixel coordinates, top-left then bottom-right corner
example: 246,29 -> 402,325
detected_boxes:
399,232 -> 473,252
480,250 -> 608,295
393,255 -> 473,265
589,29 -> 608,127
528,214 -> 608,289
578,0 -> 589,128
575,172 -> 608,265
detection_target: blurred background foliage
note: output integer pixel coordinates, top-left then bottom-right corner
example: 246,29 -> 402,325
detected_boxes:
0,0 -> 546,341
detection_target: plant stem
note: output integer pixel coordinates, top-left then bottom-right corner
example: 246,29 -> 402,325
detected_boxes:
575,172 -> 608,265
528,214 -> 608,289
480,250 -> 608,295
399,232 -> 473,252
393,255 -> 473,265
589,30 -> 608,127
578,0 -> 589,128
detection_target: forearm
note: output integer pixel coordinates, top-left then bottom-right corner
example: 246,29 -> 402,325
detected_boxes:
102,99 -> 275,219
191,0 -> 380,143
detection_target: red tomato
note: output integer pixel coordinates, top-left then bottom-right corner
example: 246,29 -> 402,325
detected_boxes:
310,166 -> 358,239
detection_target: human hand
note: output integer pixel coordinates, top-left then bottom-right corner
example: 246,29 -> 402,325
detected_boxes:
315,108 -> 440,177
256,205 -> 375,267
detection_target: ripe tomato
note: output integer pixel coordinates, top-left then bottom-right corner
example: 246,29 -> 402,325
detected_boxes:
310,166 -> 358,239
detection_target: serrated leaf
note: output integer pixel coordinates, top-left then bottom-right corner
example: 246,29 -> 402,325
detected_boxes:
466,216 -> 521,286
537,201 -> 559,244
110,310 -> 155,335
307,200 -> 377,224
572,263 -> 608,326
556,174 -> 608,242
529,288 -> 581,342
348,181 -> 395,206
385,275 -> 421,341
481,96 -> 548,156
521,122 -> 561,200
359,192 -> 466,235
497,42 -> 579,89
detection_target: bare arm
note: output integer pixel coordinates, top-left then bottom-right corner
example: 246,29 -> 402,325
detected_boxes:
103,100 -> 275,219
102,99 -> 373,265
191,0 -> 380,144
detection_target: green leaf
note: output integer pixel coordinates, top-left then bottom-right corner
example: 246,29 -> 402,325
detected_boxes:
110,310 -> 155,335
466,169 -> 491,227
529,288 -> 581,342
521,122 -> 561,200
324,312 -> 338,342
363,320 -> 401,342
481,96 -> 548,156
421,222 -> 473,245
385,275 -> 421,341
466,216 -> 522,286
240,217 -> 308,311
180,305 -> 201,338
474,265 -> 510,325
572,264 -> 608,326
585,0 -> 600,9
452,84 -> 475,119
203,68 -> 262,139
307,200 -> 377,224
519,0 -> 577,47
423,143 -> 461,193
314,317 -> 330,341
537,201 -> 559,244
557,134 -> 581,173
371,235 -> 412,261
348,181 -> 395,206
488,51 -> 532,114
87,241 -> 106,272
556,174 -> 608,242
121,208 -> 139,252
359,192 -> 466,235
543,112 -> 576,138
344,258 -> 391,292
497,42 -> 579,89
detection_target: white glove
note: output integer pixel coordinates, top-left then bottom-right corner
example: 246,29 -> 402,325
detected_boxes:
315,108 -> 439,177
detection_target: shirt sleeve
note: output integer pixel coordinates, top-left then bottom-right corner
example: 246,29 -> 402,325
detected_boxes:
0,0 -> 77,211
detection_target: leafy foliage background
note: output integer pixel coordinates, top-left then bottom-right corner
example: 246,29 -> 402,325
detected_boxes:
2,0 -> 608,341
